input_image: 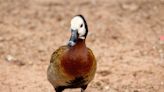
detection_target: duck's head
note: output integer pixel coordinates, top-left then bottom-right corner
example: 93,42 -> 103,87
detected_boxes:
68,15 -> 88,47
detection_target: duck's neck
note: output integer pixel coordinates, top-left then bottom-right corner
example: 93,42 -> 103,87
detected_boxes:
69,39 -> 87,52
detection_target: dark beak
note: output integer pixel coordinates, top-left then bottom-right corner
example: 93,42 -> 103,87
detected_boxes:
68,29 -> 78,47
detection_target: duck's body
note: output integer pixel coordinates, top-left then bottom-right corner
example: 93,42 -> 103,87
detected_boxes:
47,15 -> 96,92
47,40 -> 96,91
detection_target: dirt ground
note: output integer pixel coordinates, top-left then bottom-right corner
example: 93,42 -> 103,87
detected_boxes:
0,0 -> 164,92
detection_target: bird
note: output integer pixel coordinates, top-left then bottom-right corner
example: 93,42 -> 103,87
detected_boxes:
47,15 -> 97,92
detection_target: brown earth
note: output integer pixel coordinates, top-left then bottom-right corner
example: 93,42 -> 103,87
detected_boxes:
0,0 -> 164,92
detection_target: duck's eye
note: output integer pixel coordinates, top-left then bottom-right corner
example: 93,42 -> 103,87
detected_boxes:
80,24 -> 83,28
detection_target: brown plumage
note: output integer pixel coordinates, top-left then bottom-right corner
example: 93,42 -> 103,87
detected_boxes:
47,15 -> 96,92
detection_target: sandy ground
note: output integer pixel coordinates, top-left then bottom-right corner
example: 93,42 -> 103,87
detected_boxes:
0,0 -> 164,92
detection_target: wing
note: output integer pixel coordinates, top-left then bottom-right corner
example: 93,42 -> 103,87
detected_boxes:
47,46 -> 69,87
50,46 -> 68,63
87,48 -> 96,63
86,48 -> 97,83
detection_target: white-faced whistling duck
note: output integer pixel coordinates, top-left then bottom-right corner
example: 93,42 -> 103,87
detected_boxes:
47,15 -> 97,92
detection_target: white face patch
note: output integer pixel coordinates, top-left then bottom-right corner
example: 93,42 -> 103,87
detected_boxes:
71,16 -> 86,39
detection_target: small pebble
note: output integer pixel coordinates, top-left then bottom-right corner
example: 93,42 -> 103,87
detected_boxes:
121,3 -> 139,11
5,55 -> 16,62
104,86 -> 110,90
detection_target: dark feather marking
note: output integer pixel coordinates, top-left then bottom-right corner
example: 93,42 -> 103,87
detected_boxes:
55,76 -> 86,92
67,76 -> 86,87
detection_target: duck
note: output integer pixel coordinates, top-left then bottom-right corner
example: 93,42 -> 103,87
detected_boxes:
47,15 -> 97,92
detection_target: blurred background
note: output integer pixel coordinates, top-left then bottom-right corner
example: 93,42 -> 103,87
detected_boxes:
0,0 -> 164,92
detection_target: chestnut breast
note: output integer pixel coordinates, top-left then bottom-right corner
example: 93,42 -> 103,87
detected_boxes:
61,47 -> 94,77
